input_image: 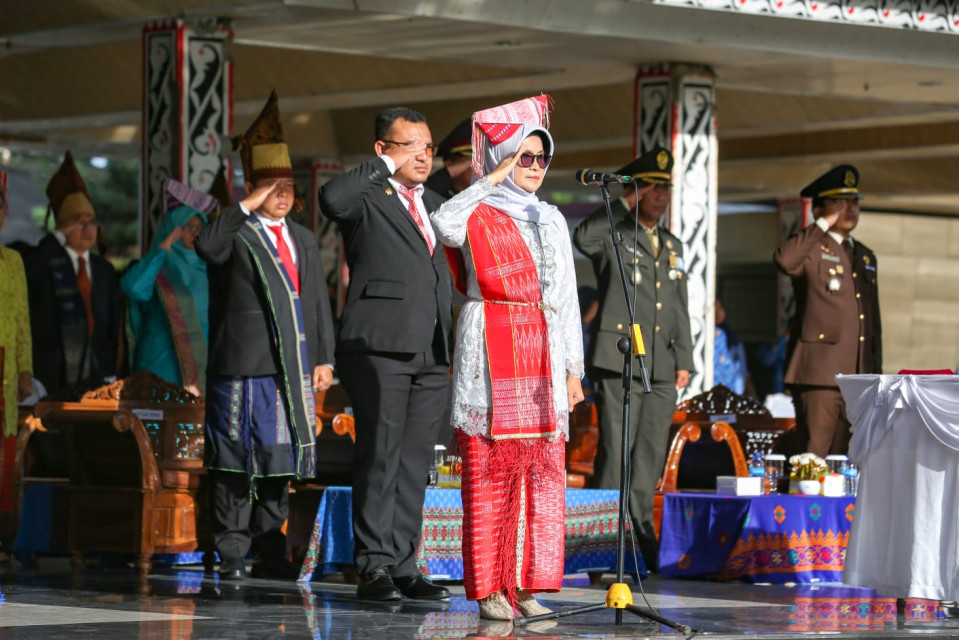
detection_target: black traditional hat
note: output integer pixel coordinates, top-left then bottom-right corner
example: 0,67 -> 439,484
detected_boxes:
615,147 -> 673,186
800,165 -> 862,205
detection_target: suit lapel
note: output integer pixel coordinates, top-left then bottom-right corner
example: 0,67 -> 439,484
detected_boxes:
289,225 -> 309,286
381,186 -> 435,257
89,256 -> 107,326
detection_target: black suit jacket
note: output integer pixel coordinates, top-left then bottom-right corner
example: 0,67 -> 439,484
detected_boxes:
23,233 -> 120,392
319,157 -> 451,361
196,205 -> 335,378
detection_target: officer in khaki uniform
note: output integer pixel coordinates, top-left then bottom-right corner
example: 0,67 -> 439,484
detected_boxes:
775,165 -> 882,458
573,148 -> 693,569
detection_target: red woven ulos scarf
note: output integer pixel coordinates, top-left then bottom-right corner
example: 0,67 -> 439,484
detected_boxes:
445,203 -> 555,439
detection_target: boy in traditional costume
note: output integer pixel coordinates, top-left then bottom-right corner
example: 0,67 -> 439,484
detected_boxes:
196,91 -> 335,581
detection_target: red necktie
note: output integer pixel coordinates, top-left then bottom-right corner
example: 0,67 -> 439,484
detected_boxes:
76,256 -> 95,335
398,185 -> 434,254
267,225 -> 300,293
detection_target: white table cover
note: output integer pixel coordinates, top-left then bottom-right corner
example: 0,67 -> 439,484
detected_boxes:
838,374 -> 959,600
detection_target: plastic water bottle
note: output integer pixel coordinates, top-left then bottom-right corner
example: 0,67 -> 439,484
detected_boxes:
843,462 -> 859,497
749,451 -> 766,493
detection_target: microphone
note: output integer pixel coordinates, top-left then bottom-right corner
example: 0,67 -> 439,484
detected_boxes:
575,169 -> 632,185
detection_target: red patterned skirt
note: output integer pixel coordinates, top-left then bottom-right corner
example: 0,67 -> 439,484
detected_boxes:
458,430 -> 566,603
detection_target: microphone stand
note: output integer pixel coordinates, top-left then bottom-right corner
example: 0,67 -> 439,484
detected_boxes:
514,182 -> 692,634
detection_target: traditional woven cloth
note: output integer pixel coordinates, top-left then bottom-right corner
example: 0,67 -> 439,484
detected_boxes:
456,203 -> 554,440
470,95 -> 551,180
458,430 -> 566,604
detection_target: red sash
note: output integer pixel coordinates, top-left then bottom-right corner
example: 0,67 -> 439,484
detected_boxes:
447,204 -> 555,439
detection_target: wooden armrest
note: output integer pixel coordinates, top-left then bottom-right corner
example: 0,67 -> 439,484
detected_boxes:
332,413 -> 355,443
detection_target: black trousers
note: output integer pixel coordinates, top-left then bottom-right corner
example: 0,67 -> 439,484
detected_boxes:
338,335 -> 450,577
208,470 -> 289,562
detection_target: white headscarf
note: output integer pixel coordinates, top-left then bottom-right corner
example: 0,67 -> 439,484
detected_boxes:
481,124 -> 559,226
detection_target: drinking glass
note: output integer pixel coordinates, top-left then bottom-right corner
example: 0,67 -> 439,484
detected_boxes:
765,454 -> 786,494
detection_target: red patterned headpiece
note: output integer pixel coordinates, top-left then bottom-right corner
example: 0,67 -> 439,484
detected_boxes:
471,95 -> 552,179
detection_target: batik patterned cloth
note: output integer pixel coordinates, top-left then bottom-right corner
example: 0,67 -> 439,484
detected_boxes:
659,493 -> 855,583
297,486 -> 646,583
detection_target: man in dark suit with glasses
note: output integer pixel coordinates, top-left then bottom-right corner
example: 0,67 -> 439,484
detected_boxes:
320,107 -> 452,603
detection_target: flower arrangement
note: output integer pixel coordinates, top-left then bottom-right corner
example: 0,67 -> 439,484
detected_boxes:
789,453 -> 828,481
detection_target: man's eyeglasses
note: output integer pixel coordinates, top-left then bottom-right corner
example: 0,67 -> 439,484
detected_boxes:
518,152 -> 551,169
182,223 -> 204,233
75,220 -> 99,230
380,139 -> 437,158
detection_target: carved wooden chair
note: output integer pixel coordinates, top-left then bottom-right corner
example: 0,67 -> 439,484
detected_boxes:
22,371 -> 212,580
651,385 -> 795,539
653,420 -> 749,539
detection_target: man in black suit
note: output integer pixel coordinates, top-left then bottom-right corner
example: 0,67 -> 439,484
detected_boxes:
196,92 -> 335,582
24,151 -> 120,395
319,107 -> 452,602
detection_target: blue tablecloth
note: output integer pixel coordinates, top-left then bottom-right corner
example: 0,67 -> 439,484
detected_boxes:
659,492 -> 856,583
298,487 -> 646,582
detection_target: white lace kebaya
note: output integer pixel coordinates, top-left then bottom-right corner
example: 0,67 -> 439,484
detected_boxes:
430,167 -> 584,442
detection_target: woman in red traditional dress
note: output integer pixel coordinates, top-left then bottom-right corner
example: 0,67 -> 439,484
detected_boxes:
430,96 -> 585,621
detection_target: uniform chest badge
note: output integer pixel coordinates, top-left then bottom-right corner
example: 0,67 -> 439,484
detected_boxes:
385,187 -> 394,196
828,276 -> 841,292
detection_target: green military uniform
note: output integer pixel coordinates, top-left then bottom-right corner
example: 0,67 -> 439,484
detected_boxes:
573,149 -> 693,567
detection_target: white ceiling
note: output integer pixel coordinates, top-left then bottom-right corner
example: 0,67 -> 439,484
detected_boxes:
2,0 -> 959,211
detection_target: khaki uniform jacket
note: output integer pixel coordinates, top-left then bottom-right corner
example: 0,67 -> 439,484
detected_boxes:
574,200 -> 694,383
774,224 -> 882,387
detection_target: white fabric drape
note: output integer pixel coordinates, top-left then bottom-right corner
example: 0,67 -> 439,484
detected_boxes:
839,374 -> 959,600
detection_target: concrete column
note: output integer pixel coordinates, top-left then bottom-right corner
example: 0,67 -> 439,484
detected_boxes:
142,18 -> 233,251
635,63 -> 718,398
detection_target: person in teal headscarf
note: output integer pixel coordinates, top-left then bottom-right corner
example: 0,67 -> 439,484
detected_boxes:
121,182 -> 216,394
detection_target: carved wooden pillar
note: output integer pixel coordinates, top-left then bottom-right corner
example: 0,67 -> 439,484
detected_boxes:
634,63 -> 718,398
142,18 -> 233,252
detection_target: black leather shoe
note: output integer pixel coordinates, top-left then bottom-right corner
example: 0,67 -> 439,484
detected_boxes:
218,557 -> 247,582
251,558 -> 300,580
393,573 -> 450,600
357,568 -> 402,602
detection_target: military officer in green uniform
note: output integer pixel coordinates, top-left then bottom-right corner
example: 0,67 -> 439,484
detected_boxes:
573,147 -> 693,569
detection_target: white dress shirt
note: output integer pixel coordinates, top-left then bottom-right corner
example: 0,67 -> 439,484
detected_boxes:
379,154 -> 438,248
55,230 -> 93,281
238,203 -> 298,266
816,216 -> 854,249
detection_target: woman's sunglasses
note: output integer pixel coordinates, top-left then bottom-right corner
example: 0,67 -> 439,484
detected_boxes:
518,152 -> 551,169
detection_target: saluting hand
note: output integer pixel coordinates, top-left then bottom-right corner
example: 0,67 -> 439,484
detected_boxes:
240,179 -> 281,213
819,199 -> 846,230
159,226 -> 184,252
377,139 -> 428,172
487,148 -> 524,187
